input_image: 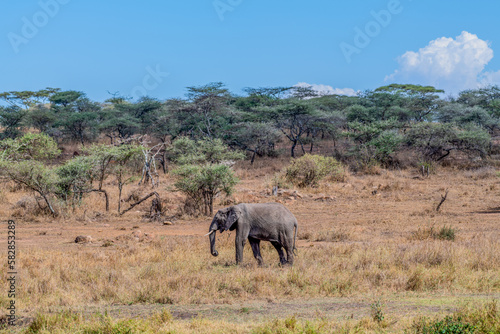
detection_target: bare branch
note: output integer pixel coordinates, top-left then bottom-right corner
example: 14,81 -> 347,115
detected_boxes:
436,189 -> 449,212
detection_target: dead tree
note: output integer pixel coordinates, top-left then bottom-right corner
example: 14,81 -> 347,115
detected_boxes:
138,142 -> 165,188
119,191 -> 162,219
149,197 -> 163,221
436,189 -> 449,212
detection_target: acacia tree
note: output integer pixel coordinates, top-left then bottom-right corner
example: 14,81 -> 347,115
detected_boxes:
27,105 -> 57,135
3,161 -> 59,215
227,122 -> 281,164
436,103 -> 499,132
375,84 -> 444,122
51,92 -> 101,145
346,118 -> 402,166
112,145 -> 142,213
171,137 -> 243,216
82,144 -> 118,211
0,133 -> 61,215
57,111 -> 99,145
456,85 -> 500,112
291,85 -> 319,100
49,90 -> 84,108
185,82 -> 231,138
242,86 -> 292,100
406,123 -> 490,162
55,156 -> 94,207
269,101 -> 320,157
110,97 -> 162,136
0,88 -> 60,109
99,109 -> 139,144
173,164 -> 237,216
56,143 -> 144,213
0,106 -> 27,139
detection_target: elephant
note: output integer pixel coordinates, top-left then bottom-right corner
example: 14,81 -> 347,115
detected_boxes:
206,203 -> 298,265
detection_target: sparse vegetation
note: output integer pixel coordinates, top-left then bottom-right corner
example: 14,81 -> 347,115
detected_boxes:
411,225 -> 457,241
371,300 -> 385,323
408,316 -> 477,334
408,301 -> 500,334
285,154 -> 346,187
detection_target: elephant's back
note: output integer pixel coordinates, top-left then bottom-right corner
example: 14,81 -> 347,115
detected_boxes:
242,202 -> 297,222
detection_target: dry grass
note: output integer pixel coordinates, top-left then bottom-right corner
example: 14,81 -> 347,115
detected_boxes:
1,158 -> 500,332
2,300 -> 499,333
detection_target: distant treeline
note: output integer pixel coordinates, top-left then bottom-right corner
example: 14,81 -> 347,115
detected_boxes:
1,83 -> 499,168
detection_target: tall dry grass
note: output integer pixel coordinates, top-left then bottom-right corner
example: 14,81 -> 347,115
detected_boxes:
2,231 -> 498,312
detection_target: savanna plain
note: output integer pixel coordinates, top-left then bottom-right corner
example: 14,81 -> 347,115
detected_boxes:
1,157 -> 500,333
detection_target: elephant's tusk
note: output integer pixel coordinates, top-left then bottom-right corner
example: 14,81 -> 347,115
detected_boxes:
204,230 -> 215,236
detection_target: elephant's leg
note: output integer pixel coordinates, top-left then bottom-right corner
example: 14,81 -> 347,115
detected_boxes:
284,245 -> 294,265
235,235 -> 246,264
282,237 -> 295,265
248,237 -> 263,265
271,241 -> 286,265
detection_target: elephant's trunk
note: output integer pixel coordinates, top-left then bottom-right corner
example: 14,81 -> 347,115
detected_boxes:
208,218 -> 218,257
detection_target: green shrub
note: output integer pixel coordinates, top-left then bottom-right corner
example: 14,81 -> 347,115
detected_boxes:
408,316 -> 476,334
371,300 -> 385,323
0,132 -> 60,162
285,154 -> 345,188
436,226 -> 456,241
411,225 -> 456,241
408,301 -> 500,334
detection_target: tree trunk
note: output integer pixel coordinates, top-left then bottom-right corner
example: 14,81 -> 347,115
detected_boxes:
299,138 -> 306,154
436,149 -> 452,162
161,151 -> 167,173
120,192 -> 161,216
100,189 -> 110,211
209,194 -> 214,217
118,183 -> 123,213
86,189 -> 110,212
40,193 -> 56,216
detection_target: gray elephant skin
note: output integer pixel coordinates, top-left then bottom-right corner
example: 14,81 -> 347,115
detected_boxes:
207,203 -> 298,265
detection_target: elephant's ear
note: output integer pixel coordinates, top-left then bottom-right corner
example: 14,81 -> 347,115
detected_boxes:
223,207 -> 240,231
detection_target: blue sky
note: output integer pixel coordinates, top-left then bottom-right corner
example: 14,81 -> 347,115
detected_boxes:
1,0 -> 500,101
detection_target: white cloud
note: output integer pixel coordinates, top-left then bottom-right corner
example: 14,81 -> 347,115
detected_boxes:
294,82 -> 358,97
386,31 -> 500,94
480,70 -> 500,87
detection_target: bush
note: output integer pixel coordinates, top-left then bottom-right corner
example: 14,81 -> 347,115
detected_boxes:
173,163 -> 238,216
0,160 -> 59,216
436,226 -> 456,241
408,301 -> 500,334
411,226 -> 456,241
285,154 -> 345,187
0,132 -> 60,161
408,316 -> 476,334
371,301 -> 385,323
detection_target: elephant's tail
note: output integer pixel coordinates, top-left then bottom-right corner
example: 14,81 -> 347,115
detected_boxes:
293,221 -> 298,256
